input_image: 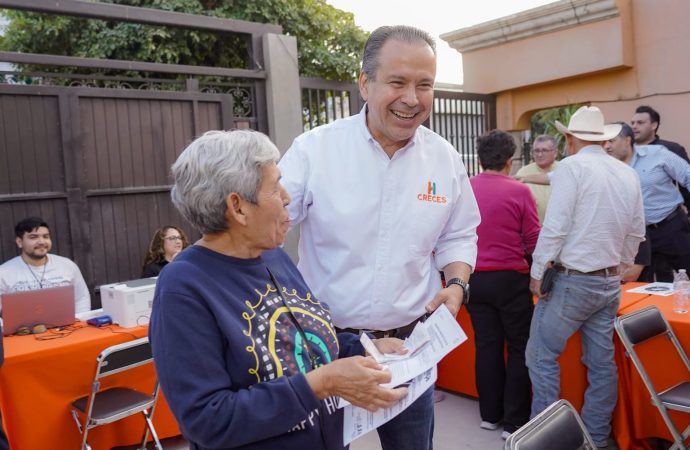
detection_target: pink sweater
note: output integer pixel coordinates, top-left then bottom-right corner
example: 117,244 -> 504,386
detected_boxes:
470,172 -> 541,272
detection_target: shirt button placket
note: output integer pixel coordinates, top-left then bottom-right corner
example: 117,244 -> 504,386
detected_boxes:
372,168 -> 395,315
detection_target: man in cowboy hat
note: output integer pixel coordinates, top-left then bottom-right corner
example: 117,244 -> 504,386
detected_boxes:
525,106 -> 645,448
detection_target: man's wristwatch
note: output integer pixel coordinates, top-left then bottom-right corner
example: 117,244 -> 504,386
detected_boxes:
445,278 -> 470,304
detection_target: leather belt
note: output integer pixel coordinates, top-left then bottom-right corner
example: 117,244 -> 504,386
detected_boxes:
336,315 -> 428,339
647,206 -> 682,229
553,264 -> 619,277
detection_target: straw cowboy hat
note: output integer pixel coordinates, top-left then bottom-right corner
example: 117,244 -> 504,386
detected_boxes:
554,106 -> 621,141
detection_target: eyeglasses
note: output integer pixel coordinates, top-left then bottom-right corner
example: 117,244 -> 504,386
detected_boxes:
164,236 -> 183,242
532,149 -> 556,155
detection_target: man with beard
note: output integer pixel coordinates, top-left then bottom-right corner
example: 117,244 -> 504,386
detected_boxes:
0,217 -> 90,313
607,121 -> 690,281
632,105 -> 690,209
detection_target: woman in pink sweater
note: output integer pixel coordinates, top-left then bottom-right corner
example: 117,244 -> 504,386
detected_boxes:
468,130 -> 541,439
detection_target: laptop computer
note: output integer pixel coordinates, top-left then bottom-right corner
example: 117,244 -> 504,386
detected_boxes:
2,285 -> 76,336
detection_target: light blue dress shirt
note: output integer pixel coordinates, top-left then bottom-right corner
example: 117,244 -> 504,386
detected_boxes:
631,145 -> 690,224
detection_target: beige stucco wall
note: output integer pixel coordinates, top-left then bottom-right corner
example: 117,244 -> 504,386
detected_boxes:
443,0 -> 690,146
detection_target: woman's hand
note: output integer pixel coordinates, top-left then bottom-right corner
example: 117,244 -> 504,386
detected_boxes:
305,356 -> 408,412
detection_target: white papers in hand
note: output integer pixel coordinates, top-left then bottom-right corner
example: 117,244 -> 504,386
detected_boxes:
340,304 -> 467,443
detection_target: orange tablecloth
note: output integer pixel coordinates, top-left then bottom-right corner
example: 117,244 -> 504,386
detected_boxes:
437,282 -> 652,441
612,293 -> 690,450
0,323 -> 180,450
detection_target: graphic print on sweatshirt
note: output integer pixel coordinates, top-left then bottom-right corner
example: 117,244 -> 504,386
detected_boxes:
242,284 -> 339,382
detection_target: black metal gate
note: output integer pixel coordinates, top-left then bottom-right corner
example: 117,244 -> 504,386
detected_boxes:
299,80 -> 496,176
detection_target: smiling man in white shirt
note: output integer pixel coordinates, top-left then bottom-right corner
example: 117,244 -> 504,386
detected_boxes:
526,106 -> 645,448
279,25 -> 480,450
0,217 -> 91,313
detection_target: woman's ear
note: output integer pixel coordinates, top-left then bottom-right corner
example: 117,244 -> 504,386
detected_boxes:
226,192 -> 248,226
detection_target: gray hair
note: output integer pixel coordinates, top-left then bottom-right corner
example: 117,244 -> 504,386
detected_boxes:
170,130 -> 280,235
361,25 -> 436,80
532,134 -> 557,149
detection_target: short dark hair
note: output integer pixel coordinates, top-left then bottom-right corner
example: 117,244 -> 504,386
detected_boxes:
615,121 -> 635,146
361,25 -> 436,80
15,217 -> 49,238
477,130 -> 516,171
635,105 -> 660,131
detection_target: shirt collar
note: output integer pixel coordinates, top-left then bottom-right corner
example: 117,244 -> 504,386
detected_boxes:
631,144 -> 658,166
633,144 -> 665,157
357,103 -> 419,155
578,144 -> 606,156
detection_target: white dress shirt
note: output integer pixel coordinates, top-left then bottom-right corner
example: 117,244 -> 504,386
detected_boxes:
279,107 -> 480,330
531,145 -> 645,280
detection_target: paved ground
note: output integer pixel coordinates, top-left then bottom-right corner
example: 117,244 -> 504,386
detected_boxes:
117,390 -> 621,450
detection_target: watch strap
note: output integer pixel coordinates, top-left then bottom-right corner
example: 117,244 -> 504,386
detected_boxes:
446,277 -> 469,304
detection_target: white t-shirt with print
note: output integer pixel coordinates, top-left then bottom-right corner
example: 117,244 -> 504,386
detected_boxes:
0,254 -> 91,313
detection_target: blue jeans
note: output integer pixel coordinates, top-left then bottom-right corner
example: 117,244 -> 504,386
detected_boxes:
377,386 -> 434,450
525,272 -> 620,445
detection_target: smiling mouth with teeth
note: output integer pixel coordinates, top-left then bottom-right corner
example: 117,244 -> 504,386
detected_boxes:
392,110 -> 416,119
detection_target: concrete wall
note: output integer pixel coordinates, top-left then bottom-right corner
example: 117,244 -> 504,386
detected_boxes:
443,0 -> 690,149
263,33 -> 303,154
263,33 -> 304,262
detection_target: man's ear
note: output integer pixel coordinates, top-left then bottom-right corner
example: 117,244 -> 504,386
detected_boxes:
226,192 -> 248,226
15,236 -> 22,249
652,121 -> 659,133
359,71 -> 369,102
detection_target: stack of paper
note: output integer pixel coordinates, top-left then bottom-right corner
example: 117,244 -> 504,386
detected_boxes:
341,304 -> 468,444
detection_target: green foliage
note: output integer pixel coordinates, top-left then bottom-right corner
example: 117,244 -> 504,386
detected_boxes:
0,0 -> 368,81
529,104 -> 582,158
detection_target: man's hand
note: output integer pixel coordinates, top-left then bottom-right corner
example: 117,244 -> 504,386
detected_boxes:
305,356 -> 408,412
372,337 -> 407,355
530,277 -> 544,299
426,284 -> 462,317
433,261 -> 471,317
620,263 -> 642,283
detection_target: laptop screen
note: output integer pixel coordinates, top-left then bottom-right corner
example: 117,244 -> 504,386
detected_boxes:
2,285 -> 76,336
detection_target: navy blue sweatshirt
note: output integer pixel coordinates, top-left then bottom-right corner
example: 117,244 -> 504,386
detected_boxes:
149,246 -> 363,449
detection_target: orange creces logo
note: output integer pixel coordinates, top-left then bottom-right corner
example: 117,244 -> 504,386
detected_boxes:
417,181 -> 447,204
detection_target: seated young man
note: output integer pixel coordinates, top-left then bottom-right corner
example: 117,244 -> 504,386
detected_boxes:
0,217 -> 90,313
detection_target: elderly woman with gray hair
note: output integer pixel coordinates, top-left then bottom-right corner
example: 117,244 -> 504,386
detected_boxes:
149,130 -> 407,450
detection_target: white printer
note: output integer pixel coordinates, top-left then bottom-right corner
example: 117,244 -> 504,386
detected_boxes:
100,277 -> 157,328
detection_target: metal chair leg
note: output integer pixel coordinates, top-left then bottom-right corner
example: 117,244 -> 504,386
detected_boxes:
142,412 -> 163,450
80,423 -> 91,450
140,383 -> 160,449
